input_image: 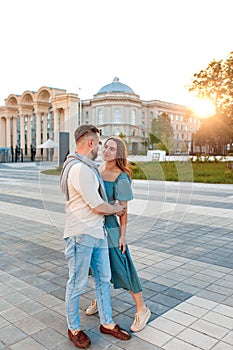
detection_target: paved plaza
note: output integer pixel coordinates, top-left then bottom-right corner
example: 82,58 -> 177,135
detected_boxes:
0,161 -> 233,350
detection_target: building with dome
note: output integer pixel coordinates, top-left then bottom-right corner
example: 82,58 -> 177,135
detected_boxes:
82,77 -> 200,154
0,78 -> 200,161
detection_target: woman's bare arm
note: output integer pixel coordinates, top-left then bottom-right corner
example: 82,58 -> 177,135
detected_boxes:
118,200 -> 128,254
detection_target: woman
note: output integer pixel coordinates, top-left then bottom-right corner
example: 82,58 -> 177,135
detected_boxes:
86,136 -> 151,332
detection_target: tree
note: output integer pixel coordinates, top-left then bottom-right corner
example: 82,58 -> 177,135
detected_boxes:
193,113 -> 233,155
150,112 -> 175,154
119,132 -> 126,139
188,51 -> 233,120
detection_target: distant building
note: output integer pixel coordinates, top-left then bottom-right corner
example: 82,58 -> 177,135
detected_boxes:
0,78 -> 200,160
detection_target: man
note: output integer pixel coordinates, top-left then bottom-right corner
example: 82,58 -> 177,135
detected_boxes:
60,125 -> 131,349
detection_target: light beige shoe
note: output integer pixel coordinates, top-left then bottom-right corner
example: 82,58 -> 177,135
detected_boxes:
85,299 -> 98,316
130,306 -> 151,332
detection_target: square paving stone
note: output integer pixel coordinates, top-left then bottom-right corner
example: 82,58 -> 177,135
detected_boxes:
10,337 -> 46,350
32,328 -> 67,349
0,325 -> 27,346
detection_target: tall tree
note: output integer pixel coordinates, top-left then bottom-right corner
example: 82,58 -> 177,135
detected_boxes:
188,51 -> 233,120
193,113 -> 233,154
150,112 -> 175,154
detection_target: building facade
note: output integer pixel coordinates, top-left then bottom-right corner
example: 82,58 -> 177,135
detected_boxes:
0,78 -> 200,161
0,86 -> 80,161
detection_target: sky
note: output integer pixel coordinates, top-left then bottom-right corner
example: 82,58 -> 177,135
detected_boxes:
0,0 -> 232,110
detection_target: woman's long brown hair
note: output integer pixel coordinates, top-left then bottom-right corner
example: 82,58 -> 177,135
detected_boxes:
104,136 -> 132,178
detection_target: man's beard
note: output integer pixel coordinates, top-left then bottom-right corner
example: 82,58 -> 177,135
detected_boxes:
91,149 -> 98,160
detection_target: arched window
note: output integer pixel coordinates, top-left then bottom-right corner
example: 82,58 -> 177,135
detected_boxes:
98,109 -> 103,125
114,108 -> 122,123
131,109 -> 136,125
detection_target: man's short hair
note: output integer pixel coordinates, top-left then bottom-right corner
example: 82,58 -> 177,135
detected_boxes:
74,125 -> 100,142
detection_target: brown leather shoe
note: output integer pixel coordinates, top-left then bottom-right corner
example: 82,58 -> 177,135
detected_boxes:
99,324 -> 131,340
68,329 -> 91,348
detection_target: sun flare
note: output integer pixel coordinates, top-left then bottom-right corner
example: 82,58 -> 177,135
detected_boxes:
190,98 -> 216,118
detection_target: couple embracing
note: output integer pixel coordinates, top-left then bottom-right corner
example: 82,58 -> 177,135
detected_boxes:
60,124 -> 151,348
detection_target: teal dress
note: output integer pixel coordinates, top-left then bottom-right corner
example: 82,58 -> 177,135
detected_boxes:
104,172 -> 142,293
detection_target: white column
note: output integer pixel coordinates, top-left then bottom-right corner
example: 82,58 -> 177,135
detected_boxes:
6,117 -> 11,147
53,109 -> 59,162
20,113 -> 25,151
35,112 -> 41,147
12,117 -> 17,147
79,98 -> 82,125
43,112 -> 47,142
27,114 -> 31,154
53,109 -> 59,142
60,109 -> 65,131
0,117 -> 4,147
63,107 -> 70,132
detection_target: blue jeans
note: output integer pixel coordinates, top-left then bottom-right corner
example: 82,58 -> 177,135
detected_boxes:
64,234 -> 113,330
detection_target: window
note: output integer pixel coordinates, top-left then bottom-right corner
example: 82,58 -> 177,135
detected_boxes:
85,111 -> 89,119
131,109 -> 136,125
47,112 -> 54,134
16,116 -> 20,147
98,109 -> 103,124
150,111 -> 153,119
114,108 -> 122,123
115,127 -> 121,136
